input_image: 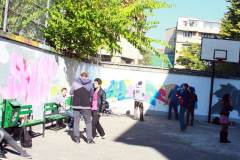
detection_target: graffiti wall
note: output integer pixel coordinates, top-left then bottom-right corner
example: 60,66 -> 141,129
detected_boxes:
0,37 -> 240,120
212,79 -> 240,119
98,68 -> 211,117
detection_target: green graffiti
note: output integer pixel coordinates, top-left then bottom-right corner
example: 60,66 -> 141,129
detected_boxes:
106,80 -> 118,99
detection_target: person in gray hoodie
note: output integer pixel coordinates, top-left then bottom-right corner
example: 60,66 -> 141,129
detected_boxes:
70,72 -> 94,144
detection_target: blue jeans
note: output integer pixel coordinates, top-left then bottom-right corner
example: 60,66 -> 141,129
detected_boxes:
179,107 -> 186,130
168,102 -> 178,120
65,109 -> 74,128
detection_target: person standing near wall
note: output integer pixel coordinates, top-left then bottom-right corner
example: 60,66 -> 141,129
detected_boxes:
167,85 -> 179,120
186,87 -> 198,126
70,72 -> 94,144
177,83 -> 190,131
133,81 -> 145,121
91,78 -> 106,139
219,94 -> 233,143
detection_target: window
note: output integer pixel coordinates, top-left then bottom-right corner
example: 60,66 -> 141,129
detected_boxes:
189,20 -> 197,27
101,55 -> 112,62
202,33 -> 215,38
183,31 -> 193,37
183,21 -> 188,26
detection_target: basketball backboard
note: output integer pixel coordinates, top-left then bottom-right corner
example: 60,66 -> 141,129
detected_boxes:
200,38 -> 240,63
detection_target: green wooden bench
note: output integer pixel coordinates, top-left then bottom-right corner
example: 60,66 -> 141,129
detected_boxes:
2,99 -> 21,128
0,99 -> 45,137
18,104 -> 45,136
43,102 -> 68,136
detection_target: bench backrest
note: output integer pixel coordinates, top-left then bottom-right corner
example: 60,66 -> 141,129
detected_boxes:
19,105 -> 33,117
3,99 -> 21,128
44,102 -> 59,115
65,96 -> 73,107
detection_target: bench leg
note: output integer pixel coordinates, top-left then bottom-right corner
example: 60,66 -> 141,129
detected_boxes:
42,123 -> 45,137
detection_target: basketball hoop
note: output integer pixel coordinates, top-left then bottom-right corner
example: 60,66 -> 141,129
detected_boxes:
200,38 -> 240,63
200,37 -> 240,123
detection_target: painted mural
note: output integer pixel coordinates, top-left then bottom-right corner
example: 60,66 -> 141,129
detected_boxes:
0,53 -> 58,106
212,83 -> 240,116
103,80 -> 175,106
0,37 -> 240,119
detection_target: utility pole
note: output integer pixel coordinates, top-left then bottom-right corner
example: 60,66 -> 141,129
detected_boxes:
3,0 -> 9,32
43,0 -> 51,44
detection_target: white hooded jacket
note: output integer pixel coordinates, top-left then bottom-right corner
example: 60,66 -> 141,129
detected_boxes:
133,84 -> 144,102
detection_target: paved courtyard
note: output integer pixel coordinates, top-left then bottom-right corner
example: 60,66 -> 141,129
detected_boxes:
5,115 -> 240,160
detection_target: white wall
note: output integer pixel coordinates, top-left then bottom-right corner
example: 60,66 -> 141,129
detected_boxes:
0,37 -> 240,120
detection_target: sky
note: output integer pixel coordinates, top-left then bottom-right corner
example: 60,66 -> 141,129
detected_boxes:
146,0 -> 228,49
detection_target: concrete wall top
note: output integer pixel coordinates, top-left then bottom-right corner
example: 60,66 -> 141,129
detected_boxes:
100,62 -> 240,80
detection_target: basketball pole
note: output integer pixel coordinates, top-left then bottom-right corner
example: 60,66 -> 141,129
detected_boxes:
208,61 -> 215,123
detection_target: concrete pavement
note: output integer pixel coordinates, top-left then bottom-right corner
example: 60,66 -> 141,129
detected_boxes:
4,115 -> 240,160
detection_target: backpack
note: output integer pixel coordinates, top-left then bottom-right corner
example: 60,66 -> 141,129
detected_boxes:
20,127 -> 32,148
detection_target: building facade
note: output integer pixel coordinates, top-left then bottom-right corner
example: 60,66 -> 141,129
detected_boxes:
99,38 -> 143,65
164,17 -> 220,68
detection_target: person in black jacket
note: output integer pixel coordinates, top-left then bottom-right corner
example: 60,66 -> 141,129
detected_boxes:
177,83 -> 191,131
70,72 -> 94,144
186,87 -> 198,126
219,94 -> 233,143
91,78 -> 106,139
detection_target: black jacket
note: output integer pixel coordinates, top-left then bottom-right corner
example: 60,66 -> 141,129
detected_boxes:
70,78 -> 93,109
220,104 -> 233,117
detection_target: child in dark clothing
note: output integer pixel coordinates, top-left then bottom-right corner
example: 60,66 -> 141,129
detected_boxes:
219,94 -> 233,143
186,87 -> 198,126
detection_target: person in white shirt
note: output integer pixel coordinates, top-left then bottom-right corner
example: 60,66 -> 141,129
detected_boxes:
133,81 -> 145,121
55,88 -> 74,130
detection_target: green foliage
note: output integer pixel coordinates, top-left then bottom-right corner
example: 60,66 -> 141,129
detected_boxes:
176,43 -> 208,70
218,0 -> 240,74
0,0 -> 47,41
220,0 -> 240,40
41,0 -> 170,59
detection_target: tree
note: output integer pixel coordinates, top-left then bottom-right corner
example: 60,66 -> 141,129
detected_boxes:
176,43 -> 208,70
0,0 -> 47,41
220,0 -> 240,40
39,0 -> 170,60
218,0 -> 240,74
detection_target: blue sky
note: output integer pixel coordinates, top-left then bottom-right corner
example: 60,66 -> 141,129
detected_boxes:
147,0 -> 228,48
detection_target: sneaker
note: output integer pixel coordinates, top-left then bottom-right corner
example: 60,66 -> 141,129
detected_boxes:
87,139 -> 95,144
74,139 -> 80,144
65,126 -> 70,131
95,134 -> 100,137
20,151 -> 32,159
72,137 -> 80,144
226,140 -> 231,143
0,153 -> 7,159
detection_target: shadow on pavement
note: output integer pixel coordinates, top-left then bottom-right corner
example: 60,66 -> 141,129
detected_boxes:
114,111 -> 240,160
